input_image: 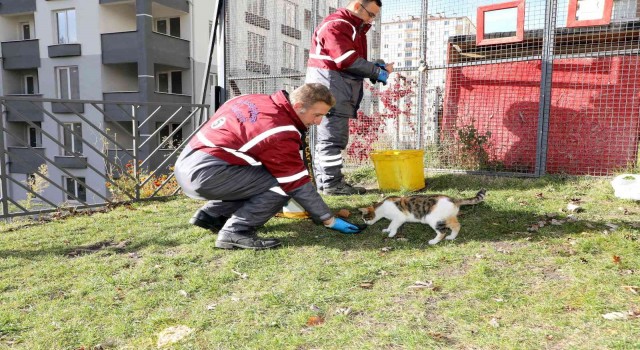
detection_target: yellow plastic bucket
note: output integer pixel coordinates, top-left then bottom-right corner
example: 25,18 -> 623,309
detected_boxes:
370,150 -> 425,191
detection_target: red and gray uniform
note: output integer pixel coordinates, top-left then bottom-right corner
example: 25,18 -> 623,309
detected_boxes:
174,91 -> 332,235
305,8 -> 383,188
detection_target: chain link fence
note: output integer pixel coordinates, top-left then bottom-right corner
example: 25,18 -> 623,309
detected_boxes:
224,0 -> 640,176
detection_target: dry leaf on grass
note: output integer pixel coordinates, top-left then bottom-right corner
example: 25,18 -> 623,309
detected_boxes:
613,255 -> 622,264
335,209 -> 351,218
622,286 -> 639,294
489,318 -> 500,328
306,315 -> 325,326
359,281 -> 374,289
407,280 -> 440,291
157,325 -> 194,348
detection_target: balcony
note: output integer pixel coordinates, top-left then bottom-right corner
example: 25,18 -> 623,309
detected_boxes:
4,97 -> 44,122
246,12 -> 270,30
7,147 -> 45,174
1,40 -> 40,70
102,91 -> 192,122
48,44 -> 82,58
246,60 -> 270,75
102,32 -> 189,68
281,25 -> 301,40
99,0 -> 188,12
0,0 -> 36,15
54,156 -> 88,169
101,31 -> 138,64
150,33 -> 190,69
51,102 -> 84,114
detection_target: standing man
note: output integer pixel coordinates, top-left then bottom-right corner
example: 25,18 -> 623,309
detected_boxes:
174,84 -> 364,250
306,0 -> 394,195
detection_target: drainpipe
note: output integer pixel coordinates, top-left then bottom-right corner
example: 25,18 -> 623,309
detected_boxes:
188,0 -> 196,105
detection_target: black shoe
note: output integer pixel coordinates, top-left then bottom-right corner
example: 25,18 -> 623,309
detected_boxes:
322,182 -> 366,195
215,231 -> 281,250
189,210 -> 228,232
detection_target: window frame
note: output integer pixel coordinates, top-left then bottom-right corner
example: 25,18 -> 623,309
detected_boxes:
27,122 -> 42,148
156,70 -> 183,94
476,0 -> 525,46
64,176 -> 87,202
154,17 -> 181,37
24,75 -> 38,95
62,122 -> 83,156
248,31 -> 266,62
55,9 -> 77,44
19,22 -> 32,40
283,42 -> 298,69
156,122 -> 183,149
567,0 -> 613,27
55,66 -> 79,99
283,0 -> 298,28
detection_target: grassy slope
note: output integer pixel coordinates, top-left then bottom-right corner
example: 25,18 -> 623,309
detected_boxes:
1,174 -> 639,349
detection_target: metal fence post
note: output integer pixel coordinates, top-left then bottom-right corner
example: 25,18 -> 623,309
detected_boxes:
416,0 -> 429,150
535,0 -> 558,176
132,105 -> 141,201
0,100 -> 10,220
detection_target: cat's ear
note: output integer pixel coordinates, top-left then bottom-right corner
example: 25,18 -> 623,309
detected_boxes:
358,208 -> 369,214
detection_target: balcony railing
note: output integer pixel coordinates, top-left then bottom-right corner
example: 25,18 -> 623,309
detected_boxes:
4,97 -> 44,122
0,0 -> 36,15
0,40 -> 40,69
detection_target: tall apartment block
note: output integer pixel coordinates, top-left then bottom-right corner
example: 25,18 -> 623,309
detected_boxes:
0,0 -> 216,205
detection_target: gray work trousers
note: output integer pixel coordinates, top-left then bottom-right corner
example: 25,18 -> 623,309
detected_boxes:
174,147 -> 289,235
314,113 -> 350,189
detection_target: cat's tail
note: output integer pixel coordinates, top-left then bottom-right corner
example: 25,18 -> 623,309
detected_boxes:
454,189 -> 486,206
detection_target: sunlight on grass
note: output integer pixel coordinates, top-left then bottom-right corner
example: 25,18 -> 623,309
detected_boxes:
1,174 -> 639,349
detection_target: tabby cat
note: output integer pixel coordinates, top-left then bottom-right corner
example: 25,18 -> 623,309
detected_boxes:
358,189 -> 486,245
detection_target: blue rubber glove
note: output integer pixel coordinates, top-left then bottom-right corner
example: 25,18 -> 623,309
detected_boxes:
326,218 -> 363,234
377,69 -> 389,85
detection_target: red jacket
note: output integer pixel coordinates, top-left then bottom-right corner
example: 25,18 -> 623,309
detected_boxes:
188,91 -> 310,193
307,8 -> 370,70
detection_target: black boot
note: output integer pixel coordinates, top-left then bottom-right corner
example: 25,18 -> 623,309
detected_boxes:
215,231 -> 281,250
189,210 -> 229,232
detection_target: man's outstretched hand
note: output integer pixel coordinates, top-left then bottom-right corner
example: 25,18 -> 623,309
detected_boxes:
326,217 -> 365,234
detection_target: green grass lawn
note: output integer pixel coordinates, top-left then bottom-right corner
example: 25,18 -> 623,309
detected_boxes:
1,174 -> 639,349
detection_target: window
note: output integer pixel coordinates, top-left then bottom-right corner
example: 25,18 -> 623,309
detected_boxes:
157,71 -> 183,94
28,123 -> 42,147
155,17 -> 181,37
405,60 -> 413,67
24,75 -> 37,95
283,42 -> 297,69
248,0 -> 265,16
62,122 -> 82,156
445,20 -> 450,25
476,0 -> 525,45
405,52 -> 412,57
56,66 -> 79,99
406,42 -> 413,48
284,1 -> 298,28
65,177 -> 86,201
157,122 -> 183,149
19,22 -> 31,40
567,0 -> 613,27
55,9 -> 77,44
304,9 -> 312,29
303,49 -> 309,66
248,32 -> 265,62
250,80 -> 266,94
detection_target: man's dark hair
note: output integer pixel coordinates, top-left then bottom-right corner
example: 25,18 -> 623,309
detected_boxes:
361,0 -> 382,6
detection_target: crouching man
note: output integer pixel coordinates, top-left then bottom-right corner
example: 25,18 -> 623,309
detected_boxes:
174,83 -> 364,250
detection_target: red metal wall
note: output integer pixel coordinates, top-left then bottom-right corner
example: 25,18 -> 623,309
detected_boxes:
443,56 -> 640,175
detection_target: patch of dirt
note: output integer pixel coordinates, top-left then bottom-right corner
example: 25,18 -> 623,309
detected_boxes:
66,240 -> 130,257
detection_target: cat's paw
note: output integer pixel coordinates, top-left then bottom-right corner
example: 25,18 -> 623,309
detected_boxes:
382,228 -> 390,233
428,239 -> 441,245
445,234 -> 458,240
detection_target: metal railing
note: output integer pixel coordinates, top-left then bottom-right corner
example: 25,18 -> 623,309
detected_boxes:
0,96 -> 209,220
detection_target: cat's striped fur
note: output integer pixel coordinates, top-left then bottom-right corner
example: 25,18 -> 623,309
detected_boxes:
358,189 -> 486,245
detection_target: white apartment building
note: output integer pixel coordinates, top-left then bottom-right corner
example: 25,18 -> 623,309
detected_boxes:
0,0 -> 217,205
